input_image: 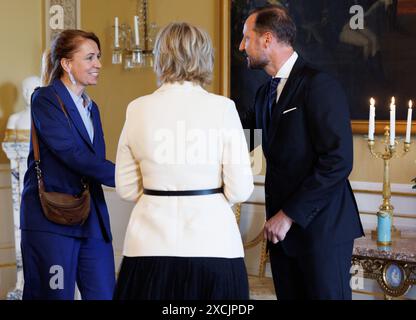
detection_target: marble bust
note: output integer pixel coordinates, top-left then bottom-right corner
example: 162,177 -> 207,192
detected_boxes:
6,76 -> 41,131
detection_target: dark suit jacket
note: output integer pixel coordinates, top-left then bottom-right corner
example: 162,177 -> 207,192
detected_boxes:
20,79 -> 115,241
241,56 -> 364,255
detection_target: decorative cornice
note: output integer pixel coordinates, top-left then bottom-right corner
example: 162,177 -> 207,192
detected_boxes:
352,120 -> 416,135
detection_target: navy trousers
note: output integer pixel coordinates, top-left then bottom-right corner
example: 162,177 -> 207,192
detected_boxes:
269,241 -> 354,300
21,230 -> 115,300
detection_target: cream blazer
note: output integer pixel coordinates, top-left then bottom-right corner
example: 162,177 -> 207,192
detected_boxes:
115,81 -> 254,258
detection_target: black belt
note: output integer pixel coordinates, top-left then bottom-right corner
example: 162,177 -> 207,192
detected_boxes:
143,187 -> 223,196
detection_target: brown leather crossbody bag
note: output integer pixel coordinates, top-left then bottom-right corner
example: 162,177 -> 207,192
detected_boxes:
31,92 -> 90,225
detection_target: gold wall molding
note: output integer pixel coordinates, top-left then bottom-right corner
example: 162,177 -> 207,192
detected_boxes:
253,181 -> 416,197
352,289 -> 410,300
360,211 -> 416,220
243,201 -> 265,207
0,263 -> 16,269
352,289 -> 386,298
3,129 -> 30,142
352,120 -> 416,135
4,129 -> 16,142
354,189 -> 416,198
0,245 -> 14,250
219,0 -> 230,97
242,202 -> 416,220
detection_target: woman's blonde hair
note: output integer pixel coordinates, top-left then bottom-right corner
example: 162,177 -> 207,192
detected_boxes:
153,22 -> 214,86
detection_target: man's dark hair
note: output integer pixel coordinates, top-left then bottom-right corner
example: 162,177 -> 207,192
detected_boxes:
249,4 -> 296,47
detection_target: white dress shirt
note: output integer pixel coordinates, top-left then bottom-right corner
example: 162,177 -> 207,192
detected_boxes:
65,86 -> 94,142
273,51 -> 298,104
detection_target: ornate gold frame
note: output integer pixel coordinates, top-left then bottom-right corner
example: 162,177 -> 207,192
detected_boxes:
219,0 -> 231,98
352,120 -> 415,135
382,262 -> 407,295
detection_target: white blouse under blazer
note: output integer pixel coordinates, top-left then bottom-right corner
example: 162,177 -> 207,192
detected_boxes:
115,81 -> 254,258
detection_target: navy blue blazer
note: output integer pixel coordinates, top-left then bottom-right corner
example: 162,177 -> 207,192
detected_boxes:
20,79 -> 115,241
241,57 -> 364,255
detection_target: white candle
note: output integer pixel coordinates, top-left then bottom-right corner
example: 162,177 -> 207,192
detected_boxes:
134,16 -> 140,47
405,100 -> 413,143
369,98 -> 375,140
114,17 -> 119,48
390,97 -> 396,146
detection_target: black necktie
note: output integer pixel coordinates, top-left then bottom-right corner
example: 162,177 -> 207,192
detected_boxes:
268,77 -> 281,118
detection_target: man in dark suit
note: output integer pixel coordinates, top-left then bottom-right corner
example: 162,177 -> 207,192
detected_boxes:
239,5 -> 364,299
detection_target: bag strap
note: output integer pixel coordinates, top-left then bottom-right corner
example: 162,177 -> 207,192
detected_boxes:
31,90 -> 70,163
30,88 -> 43,181
31,118 -> 40,162
54,92 -> 71,121
31,90 -> 87,190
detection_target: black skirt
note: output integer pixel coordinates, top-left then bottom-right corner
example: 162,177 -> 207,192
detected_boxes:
113,256 -> 249,300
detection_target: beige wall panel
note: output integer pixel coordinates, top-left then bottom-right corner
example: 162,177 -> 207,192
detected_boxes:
0,1 -> 42,163
81,0 -> 220,162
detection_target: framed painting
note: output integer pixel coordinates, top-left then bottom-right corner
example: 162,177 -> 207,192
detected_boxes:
220,0 -> 416,134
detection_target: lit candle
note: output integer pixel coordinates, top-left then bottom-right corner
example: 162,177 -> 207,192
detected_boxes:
390,97 -> 396,146
114,17 -> 119,48
134,16 -> 140,47
405,100 -> 413,143
369,98 -> 375,140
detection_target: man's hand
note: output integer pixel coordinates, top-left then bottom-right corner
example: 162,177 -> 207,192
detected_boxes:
264,210 -> 293,244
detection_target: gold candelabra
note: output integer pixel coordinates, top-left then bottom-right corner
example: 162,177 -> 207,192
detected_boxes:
367,126 -> 411,245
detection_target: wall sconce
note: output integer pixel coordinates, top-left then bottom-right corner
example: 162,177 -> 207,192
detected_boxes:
112,0 -> 158,70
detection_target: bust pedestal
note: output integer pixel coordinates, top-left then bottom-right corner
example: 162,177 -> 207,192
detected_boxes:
2,130 -> 30,300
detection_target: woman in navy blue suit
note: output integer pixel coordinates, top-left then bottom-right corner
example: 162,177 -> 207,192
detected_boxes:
21,30 -> 116,300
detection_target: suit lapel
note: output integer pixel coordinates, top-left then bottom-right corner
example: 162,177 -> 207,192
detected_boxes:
260,85 -> 270,134
52,79 -> 95,152
91,103 -> 102,152
267,58 -> 306,149
254,84 -> 270,155
254,84 -> 267,129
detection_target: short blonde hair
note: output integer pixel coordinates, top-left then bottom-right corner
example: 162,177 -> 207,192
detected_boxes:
153,22 -> 214,86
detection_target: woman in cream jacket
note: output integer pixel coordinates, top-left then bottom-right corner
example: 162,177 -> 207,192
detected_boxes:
113,22 -> 254,300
